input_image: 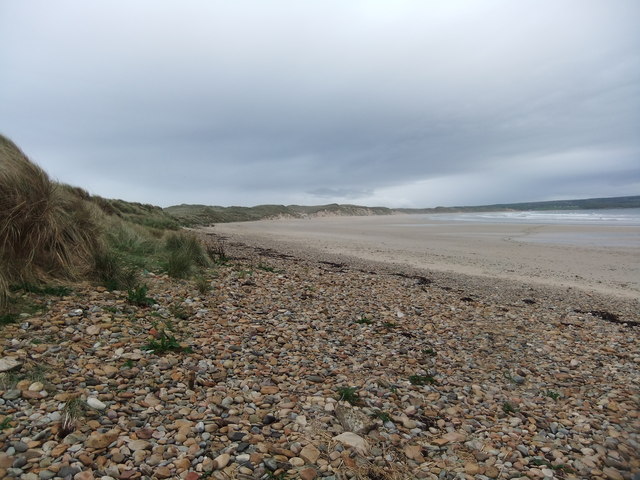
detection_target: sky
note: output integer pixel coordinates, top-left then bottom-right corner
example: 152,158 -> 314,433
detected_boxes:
1,1 -> 639,208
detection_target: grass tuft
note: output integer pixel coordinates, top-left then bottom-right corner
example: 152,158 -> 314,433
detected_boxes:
408,374 -> 436,386
337,386 -> 361,406
164,232 -> 210,278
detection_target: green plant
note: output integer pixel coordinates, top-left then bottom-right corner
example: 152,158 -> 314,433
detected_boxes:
337,386 -> 361,406
60,397 -> 86,436
206,239 -> 229,264
195,275 -> 211,295
382,321 -> 396,329
164,232 -> 210,279
169,303 -> 190,320
545,390 -> 560,400
356,316 -> 373,325
10,282 -> 71,296
0,136 -> 104,310
127,284 -> 154,307
530,458 -> 574,473
0,312 -> 19,325
236,269 -> 253,279
502,402 -> 519,414
0,416 -> 13,430
94,249 -> 138,291
372,410 -> 392,422
422,348 -> 436,356
0,372 -> 18,391
143,331 -> 192,354
257,263 -> 276,273
409,374 -> 436,386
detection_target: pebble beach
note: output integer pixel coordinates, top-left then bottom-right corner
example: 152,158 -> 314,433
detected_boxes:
0,232 -> 639,480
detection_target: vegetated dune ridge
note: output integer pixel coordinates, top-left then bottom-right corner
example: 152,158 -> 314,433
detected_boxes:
165,195 -> 640,226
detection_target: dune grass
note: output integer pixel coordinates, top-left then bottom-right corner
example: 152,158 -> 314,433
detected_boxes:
0,134 -> 214,311
0,135 -> 104,307
164,232 -> 210,279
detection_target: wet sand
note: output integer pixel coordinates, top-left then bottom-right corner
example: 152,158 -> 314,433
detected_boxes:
207,214 -> 640,300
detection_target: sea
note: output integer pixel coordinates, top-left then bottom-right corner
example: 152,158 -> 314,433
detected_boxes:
424,208 -> 640,227
417,208 -> 640,247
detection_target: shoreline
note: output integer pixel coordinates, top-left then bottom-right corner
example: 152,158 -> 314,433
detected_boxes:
204,215 -> 640,321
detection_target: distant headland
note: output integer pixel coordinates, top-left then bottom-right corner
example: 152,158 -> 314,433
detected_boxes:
164,195 -> 640,225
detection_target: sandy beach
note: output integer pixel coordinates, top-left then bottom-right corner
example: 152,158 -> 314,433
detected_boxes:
207,214 -> 640,301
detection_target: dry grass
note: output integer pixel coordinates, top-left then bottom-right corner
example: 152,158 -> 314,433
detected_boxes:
0,134 -> 103,307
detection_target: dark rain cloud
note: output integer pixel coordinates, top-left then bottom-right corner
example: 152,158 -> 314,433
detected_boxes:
1,0 -> 639,207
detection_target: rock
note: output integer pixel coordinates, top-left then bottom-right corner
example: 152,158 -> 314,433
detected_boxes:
85,429 -> 119,449
213,453 -> 230,469
86,397 -> 106,410
28,381 -> 44,391
433,431 -> 467,445
86,325 -> 100,335
464,462 -> 480,474
335,403 -> 375,434
404,445 -> 425,463
0,357 -> 21,372
0,454 -> 13,468
484,466 -> 500,478
12,441 -> 28,453
260,385 -> 279,394
73,472 -> 94,480
128,439 -> 151,451
300,467 -> 317,480
154,466 -> 172,478
300,444 -> 321,464
332,432 -> 369,455
3,389 -> 20,400
58,466 -> 80,477
603,467 -> 624,480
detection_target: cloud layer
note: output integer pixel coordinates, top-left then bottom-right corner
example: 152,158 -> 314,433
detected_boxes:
1,0 -> 639,207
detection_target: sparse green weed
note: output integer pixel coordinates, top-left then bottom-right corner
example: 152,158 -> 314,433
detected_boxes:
10,282 -> 71,296
0,312 -> 19,325
144,331 -> 192,354
257,263 -> 276,273
169,303 -> 189,320
127,284 -> 154,307
356,316 -> 373,325
337,386 -> 361,406
372,410 -> 392,422
530,458 -> 574,473
409,374 -> 436,386
545,390 -> 560,400
0,416 -> 13,430
502,401 -> 519,414
195,275 -> 211,295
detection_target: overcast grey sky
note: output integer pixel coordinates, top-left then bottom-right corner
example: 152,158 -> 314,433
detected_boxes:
1,1 -> 639,208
